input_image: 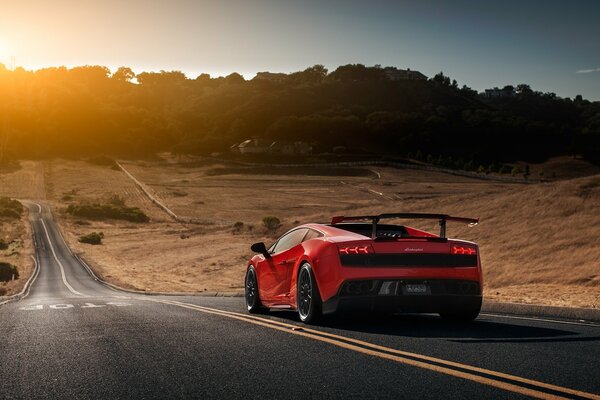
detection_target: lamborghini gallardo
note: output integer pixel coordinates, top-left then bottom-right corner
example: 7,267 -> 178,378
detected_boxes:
245,213 -> 481,323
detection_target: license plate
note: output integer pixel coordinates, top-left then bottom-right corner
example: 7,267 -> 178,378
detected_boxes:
402,284 -> 429,295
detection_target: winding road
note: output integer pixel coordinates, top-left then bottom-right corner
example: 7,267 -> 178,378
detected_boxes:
0,204 -> 599,399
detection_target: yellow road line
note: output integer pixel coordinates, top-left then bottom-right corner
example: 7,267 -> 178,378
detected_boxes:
146,298 -> 600,400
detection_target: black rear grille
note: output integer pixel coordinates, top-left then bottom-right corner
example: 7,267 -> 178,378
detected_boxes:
340,253 -> 477,267
339,279 -> 481,297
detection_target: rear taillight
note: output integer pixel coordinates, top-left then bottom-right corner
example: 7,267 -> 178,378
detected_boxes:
338,245 -> 374,255
451,245 -> 477,255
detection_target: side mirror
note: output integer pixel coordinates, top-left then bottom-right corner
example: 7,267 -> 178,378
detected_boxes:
251,242 -> 271,259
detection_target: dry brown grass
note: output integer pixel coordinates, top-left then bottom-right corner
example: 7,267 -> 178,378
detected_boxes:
0,212 -> 34,296
2,157 -> 600,307
0,161 -> 38,295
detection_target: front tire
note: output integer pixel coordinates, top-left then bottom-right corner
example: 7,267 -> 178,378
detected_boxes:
245,266 -> 262,313
297,263 -> 322,323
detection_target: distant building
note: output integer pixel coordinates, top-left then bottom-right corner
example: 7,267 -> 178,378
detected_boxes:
269,141 -> 295,155
235,139 -> 313,155
383,67 -> 427,81
483,87 -> 516,98
293,141 -> 313,155
253,72 -> 288,82
237,138 -> 270,154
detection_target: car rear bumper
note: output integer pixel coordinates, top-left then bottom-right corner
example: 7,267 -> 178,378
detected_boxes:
321,279 -> 482,315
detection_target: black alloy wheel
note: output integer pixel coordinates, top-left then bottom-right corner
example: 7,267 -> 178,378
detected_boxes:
297,263 -> 322,323
245,266 -> 262,313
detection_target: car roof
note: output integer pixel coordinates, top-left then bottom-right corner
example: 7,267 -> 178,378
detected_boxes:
301,223 -> 371,241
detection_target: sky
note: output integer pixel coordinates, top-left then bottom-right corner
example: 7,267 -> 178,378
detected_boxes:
0,0 -> 599,100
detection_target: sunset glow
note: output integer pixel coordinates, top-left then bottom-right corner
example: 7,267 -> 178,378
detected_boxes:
0,39 -> 9,64
0,0 -> 598,99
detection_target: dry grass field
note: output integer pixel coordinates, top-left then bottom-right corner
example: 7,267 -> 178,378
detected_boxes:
1,157 -> 599,308
0,162 -> 38,296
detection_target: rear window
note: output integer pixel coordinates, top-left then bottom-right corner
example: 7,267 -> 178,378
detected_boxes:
303,229 -> 323,242
272,228 -> 308,254
332,223 -> 408,238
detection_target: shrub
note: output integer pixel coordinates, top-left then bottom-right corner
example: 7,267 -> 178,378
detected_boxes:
233,221 -> 244,234
0,197 -> 23,220
78,232 -> 104,245
0,262 -> 19,282
511,167 -> 523,177
499,165 -> 511,174
0,239 -> 8,250
66,203 -> 149,223
463,160 -> 475,171
435,155 -> 445,166
262,216 -> 281,232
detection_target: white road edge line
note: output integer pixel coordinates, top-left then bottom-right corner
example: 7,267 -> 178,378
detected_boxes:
0,255 -> 40,306
480,313 -> 600,327
39,218 -> 86,297
22,255 -> 41,300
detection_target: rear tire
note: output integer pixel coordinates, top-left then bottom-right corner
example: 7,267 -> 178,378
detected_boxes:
297,263 -> 322,324
245,266 -> 262,313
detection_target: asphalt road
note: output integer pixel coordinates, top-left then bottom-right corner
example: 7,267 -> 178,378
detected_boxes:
1,204 -> 599,399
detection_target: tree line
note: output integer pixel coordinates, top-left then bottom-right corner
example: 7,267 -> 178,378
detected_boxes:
0,63 -> 599,165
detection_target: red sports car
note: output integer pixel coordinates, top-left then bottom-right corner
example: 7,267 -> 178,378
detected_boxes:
245,213 -> 482,323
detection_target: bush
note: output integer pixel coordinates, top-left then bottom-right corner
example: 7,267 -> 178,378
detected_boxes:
511,167 -> 523,177
0,262 -> 19,282
262,216 -> 281,232
435,155 -> 445,166
232,221 -> 244,234
463,160 -> 475,171
78,232 -> 104,245
0,197 -> 23,220
499,165 -> 511,174
0,239 -> 8,250
66,203 -> 149,223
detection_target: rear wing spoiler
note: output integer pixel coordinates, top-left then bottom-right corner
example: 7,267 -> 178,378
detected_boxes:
330,213 -> 479,239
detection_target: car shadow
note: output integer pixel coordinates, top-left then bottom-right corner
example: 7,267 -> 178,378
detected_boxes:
265,310 -> 597,343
